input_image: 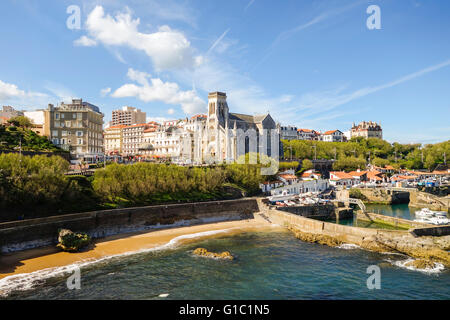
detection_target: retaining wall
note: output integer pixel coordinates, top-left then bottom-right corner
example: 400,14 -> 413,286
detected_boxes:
0,198 -> 259,253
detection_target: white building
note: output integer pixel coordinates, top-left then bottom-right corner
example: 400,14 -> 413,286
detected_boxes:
270,179 -> 329,196
280,125 -> 298,140
321,130 -> 345,142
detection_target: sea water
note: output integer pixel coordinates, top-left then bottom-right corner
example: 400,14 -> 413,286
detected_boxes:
2,229 -> 449,300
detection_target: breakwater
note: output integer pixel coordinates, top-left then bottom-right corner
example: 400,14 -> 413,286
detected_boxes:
0,199 -> 259,253
258,201 -> 450,267
274,203 -> 353,221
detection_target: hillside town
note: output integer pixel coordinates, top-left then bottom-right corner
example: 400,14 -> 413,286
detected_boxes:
1,92 -> 449,196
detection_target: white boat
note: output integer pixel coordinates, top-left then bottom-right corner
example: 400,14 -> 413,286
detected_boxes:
433,211 -> 448,217
414,217 -> 432,224
429,216 -> 450,225
415,208 -> 436,218
268,190 -> 295,202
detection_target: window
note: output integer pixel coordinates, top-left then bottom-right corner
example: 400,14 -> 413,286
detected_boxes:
52,130 -> 58,137
76,131 -> 83,137
66,121 -> 71,127
61,113 -> 65,119
54,121 -> 60,128
77,138 -> 83,145
77,113 -> 82,120
52,138 -> 59,144
62,131 -> 67,136
73,114 -> 76,119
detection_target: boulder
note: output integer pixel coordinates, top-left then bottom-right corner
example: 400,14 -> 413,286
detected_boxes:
57,229 -> 91,252
193,247 -> 234,260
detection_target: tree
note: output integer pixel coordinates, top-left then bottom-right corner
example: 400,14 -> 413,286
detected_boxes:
7,116 -> 33,128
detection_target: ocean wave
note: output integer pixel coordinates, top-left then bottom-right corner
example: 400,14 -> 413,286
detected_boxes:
0,228 -> 233,298
337,243 -> 361,250
385,258 -> 445,274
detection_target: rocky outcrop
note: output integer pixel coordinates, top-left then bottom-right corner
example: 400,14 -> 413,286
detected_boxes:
193,248 -> 234,260
405,259 -> 436,270
288,227 -> 344,247
57,229 -> 91,252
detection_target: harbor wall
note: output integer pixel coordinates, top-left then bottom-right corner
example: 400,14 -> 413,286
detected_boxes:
0,199 -> 259,253
353,188 -> 410,204
274,203 -> 353,221
409,190 -> 450,212
355,211 -> 430,229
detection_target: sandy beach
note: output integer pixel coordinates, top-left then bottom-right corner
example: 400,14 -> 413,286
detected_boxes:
0,217 -> 281,281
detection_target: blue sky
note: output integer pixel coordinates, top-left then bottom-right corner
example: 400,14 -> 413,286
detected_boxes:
0,0 -> 449,143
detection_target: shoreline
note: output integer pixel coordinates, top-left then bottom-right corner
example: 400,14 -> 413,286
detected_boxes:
0,218 -> 282,282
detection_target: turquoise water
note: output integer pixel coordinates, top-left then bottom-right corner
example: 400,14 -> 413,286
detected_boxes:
3,229 -> 450,300
365,203 -> 423,221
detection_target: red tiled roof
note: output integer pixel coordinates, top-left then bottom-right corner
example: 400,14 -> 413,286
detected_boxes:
323,130 -> 339,135
348,171 -> 368,177
329,171 -> 354,180
301,172 -> 321,178
278,174 -> 297,180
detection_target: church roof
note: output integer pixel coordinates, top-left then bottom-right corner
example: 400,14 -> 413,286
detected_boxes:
229,113 -> 269,124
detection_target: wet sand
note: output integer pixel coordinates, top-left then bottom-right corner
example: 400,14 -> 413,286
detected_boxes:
0,218 -> 282,280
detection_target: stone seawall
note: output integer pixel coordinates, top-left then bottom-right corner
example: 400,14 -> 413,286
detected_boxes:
353,188 -> 410,204
409,190 -> 450,212
0,199 -> 259,253
260,204 -> 450,267
355,211 -> 430,229
274,203 -> 353,221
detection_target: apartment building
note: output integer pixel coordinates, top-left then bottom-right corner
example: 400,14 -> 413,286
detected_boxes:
297,128 -> 320,140
111,106 -> 146,126
122,123 -> 151,156
104,125 -> 126,155
0,106 -> 23,119
44,99 -> 104,159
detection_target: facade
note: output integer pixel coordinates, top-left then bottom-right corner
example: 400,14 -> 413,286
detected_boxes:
24,110 -> 46,136
351,121 -> 383,139
270,179 -> 329,196
297,128 -> 319,140
328,171 -> 357,186
280,125 -> 298,140
104,125 -> 126,155
122,124 -> 151,156
201,91 -> 279,163
321,130 -> 344,142
0,106 -> 23,119
111,106 -> 146,126
44,99 -> 104,159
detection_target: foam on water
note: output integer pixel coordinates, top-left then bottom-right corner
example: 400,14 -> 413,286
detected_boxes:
337,243 -> 361,250
0,228 -> 233,298
385,257 -> 445,274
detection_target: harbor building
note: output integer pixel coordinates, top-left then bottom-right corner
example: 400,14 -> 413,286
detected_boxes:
104,125 -> 126,155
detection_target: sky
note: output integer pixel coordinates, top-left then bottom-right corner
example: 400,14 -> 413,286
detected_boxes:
0,0 -> 449,144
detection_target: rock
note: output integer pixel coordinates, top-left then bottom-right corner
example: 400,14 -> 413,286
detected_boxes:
405,259 -> 436,270
193,247 -> 234,260
288,227 -> 343,247
57,229 -> 91,252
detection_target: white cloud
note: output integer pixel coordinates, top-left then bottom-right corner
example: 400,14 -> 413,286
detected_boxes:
80,6 -> 201,71
0,80 -> 26,100
0,79 -> 49,108
73,35 -> 97,47
111,68 -> 205,114
100,87 -> 111,96
167,108 -> 175,115
146,116 -> 169,123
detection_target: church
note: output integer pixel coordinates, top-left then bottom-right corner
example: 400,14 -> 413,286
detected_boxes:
190,92 -> 280,164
